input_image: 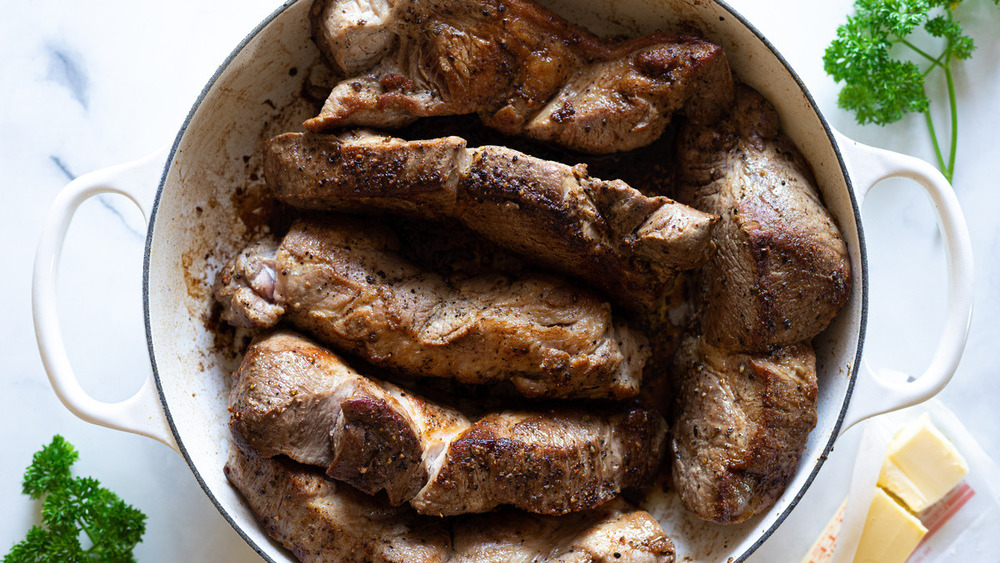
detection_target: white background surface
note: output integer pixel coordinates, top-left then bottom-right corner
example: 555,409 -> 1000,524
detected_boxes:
2,0 -> 997,560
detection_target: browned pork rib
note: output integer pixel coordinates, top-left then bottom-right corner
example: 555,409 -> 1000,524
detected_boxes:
674,85 -> 851,352
670,335 -> 818,524
452,507 -> 676,563
263,130 -> 466,218
215,237 -> 285,328
229,330 -> 465,504
265,130 -> 718,312
215,217 -> 649,400
225,444 -> 677,562
230,331 -> 668,516
409,406 -> 666,516
306,0 -> 732,154
225,444 -> 452,563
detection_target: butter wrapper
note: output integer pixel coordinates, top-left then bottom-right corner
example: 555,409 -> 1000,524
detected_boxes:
808,399 -> 1000,563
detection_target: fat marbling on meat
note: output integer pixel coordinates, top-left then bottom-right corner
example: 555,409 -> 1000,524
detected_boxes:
674,84 -> 851,352
306,0 -> 733,154
230,331 -> 667,516
264,130 -> 717,312
215,217 -> 649,399
225,444 -> 676,562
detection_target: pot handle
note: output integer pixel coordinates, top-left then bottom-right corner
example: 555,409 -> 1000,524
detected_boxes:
32,149 -> 179,453
834,131 -> 974,436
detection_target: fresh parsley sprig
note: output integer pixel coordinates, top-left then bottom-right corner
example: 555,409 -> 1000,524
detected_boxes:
4,436 -> 147,563
823,0 -> 998,183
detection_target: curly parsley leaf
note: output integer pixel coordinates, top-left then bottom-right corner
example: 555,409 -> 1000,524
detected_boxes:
21,435 -> 77,500
823,0 -> 998,182
4,436 -> 147,563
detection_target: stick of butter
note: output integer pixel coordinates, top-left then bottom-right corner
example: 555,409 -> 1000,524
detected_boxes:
877,414 -> 969,513
854,488 -> 927,563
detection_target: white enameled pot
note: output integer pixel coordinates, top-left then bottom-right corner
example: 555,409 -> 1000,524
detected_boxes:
32,0 -> 974,561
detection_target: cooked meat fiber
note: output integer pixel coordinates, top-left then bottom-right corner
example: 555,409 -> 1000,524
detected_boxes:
214,236 -> 285,328
215,218 -> 649,400
229,330 -> 465,504
265,130 -> 718,312
451,506 -> 675,563
662,85 -> 841,524
225,445 -> 676,562
670,335 -> 818,524
225,444 -> 450,563
674,85 -> 851,352
231,331 -> 668,516
306,0 -> 733,153
264,130 -> 467,218
412,406 -> 667,516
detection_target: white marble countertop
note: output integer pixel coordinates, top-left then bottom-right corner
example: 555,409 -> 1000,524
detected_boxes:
2,0 -> 997,561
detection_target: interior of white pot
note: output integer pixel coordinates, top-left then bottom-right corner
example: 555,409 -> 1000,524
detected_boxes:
145,0 -> 866,561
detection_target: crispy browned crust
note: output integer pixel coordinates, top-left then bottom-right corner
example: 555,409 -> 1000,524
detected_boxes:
231,331 -> 668,517
674,84 -> 851,352
413,407 -> 668,516
304,0 -> 732,153
667,88 -> 839,525
224,444 -> 452,563
225,443 -> 677,562
670,336 -> 818,524
458,147 -> 717,312
263,131 -> 468,218
264,131 -> 717,312
229,330 -> 458,504
275,217 -> 649,399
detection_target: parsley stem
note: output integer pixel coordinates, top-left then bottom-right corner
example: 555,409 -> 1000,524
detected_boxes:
78,518 -> 98,553
921,51 -> 950,77
924,109 -> 948,179
944,54 -> 958,183
899,38 -> 944,68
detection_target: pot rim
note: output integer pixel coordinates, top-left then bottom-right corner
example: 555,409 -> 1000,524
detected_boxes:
142,0 -> 869,560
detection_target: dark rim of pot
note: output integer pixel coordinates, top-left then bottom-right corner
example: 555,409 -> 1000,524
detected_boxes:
142,1 -> 869,561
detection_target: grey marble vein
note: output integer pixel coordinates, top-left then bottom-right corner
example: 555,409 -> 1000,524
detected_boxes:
50,154 -> 75,181
50,155 -> 144,239
45,43 -> 89,109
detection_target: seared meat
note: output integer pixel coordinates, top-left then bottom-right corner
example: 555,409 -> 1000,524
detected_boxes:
230,331 -> 668,515
225,444 -> 677,562
674,85 -> 851,352
214,237 -> 285,328
215,217 -> 649,399
670,335 -> 818,524
265,130 -> 718,312
411,407 -> 666,516
225,444 -> 451,563
663,85 -> 841,525
518,38 -> 732,154
451,506 -> 676,563
229,330 -> 465,504
266,130 -> 470,218
306,0 -> 733,154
